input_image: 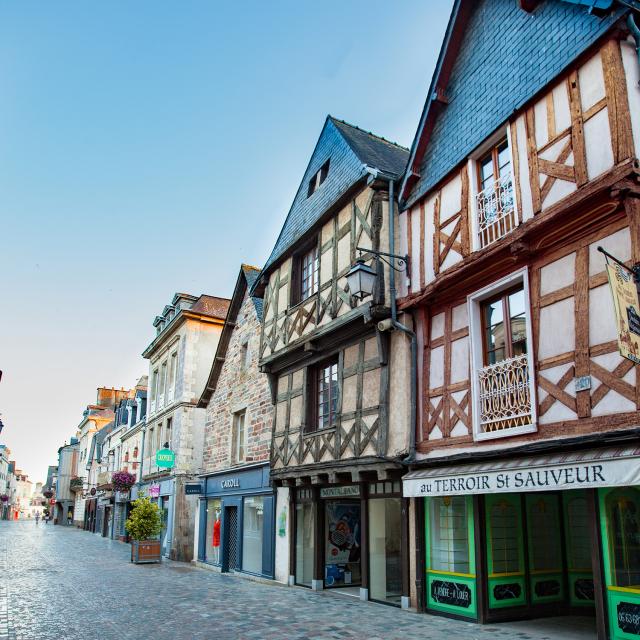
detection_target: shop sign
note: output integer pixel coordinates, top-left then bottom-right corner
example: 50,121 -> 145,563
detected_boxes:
431,580 -> 472,608
149,483 -> 161,498
605,262 -> 640,364
403,456 -> 640,497
156,448 -> 175,468
185,483 -> 202,495
220,478 -> 240,489
617,602 -> 640,635
320,486 -> 360,499
49,498 -> 56,505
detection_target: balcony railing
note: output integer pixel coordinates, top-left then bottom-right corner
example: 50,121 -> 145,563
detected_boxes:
477,353 -> 532,434
476,173 -> 516,248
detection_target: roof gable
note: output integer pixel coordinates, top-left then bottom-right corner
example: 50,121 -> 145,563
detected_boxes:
401,0 -> 624,208
262,117 -> 409,274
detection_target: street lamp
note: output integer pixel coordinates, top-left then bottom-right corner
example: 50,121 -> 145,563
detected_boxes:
347,247 -> 410,301
346,259 -> 378,300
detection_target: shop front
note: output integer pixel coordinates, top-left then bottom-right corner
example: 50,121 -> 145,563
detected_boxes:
197,463 -> 275,579
403,445 -> 640,639
291,480 -> 406,606
83,497 -> 97,532
113,490 -> 131,541
131,478 -> 174,557
96,494 -> 114,538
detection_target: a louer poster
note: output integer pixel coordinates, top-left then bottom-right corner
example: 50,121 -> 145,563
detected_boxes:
605,262 -> 640,364
325,502 -> 360,565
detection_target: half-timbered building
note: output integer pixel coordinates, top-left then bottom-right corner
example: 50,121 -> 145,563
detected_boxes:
397,1 -> 640,638
254,116 -> 412,605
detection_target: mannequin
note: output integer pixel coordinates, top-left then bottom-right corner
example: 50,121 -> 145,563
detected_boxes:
212,509 -> 221,563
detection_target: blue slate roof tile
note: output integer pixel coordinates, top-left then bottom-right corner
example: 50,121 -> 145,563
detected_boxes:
404,0 -> 623,208
262,116 -> 409,275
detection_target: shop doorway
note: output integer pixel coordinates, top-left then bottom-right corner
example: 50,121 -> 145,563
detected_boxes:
324,499 -> 361,590
483,489 -> 596,633
224,506 -> 239,571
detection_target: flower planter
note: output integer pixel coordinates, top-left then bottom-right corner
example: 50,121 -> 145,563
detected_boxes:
130,540 -> 161,564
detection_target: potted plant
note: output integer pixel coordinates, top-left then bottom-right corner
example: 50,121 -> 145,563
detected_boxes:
125,497 -> 162,564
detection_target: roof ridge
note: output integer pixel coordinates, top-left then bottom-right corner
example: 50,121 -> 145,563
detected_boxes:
329,116 -> 409,151
240,263 -> 261,272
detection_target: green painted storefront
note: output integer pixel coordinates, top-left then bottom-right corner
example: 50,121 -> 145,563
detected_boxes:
407,446 -> 640,638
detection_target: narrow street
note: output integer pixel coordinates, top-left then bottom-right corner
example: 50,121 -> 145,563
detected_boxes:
0,521 -> 595,640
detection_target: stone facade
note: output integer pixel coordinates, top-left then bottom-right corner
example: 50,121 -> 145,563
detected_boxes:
202,290 -> 272,472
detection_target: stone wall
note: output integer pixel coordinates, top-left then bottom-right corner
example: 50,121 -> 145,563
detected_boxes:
203,292 -> 273,472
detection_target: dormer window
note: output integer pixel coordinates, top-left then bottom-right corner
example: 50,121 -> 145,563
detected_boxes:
307,160 -> 330,197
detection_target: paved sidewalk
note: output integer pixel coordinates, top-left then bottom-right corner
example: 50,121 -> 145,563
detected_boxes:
0,521 -> 595,640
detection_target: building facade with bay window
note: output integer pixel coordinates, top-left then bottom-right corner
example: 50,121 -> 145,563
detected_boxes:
253,116 -> 413,605
195,265 -> 277,579
396,1 -> 640,639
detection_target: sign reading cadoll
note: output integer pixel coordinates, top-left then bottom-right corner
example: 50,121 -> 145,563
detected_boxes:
402,455 -> 640,498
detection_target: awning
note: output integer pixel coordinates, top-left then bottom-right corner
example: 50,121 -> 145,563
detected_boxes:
402,445 -> 640,497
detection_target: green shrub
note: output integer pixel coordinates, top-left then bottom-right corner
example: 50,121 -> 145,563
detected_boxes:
125,497 -> 162,541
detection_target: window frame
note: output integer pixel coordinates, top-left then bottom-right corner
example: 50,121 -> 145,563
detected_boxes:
307,159 -> 330,198
469,128 -> 519,252
232,409 -> 247,464
467,268 -> 537,441
291,239 -> 319,306
306,356 -> 340,433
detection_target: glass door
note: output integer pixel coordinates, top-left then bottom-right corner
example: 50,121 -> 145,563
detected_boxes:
295,501 -> 315,586
324,500 -> 361,587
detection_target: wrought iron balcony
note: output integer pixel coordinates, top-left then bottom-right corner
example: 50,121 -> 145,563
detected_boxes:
476,173 -> 516,248
477,353 -> 532,434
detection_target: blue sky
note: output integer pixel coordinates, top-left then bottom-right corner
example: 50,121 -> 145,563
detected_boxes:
0,1 -> 453,482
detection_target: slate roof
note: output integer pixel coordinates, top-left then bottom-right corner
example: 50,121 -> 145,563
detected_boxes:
401,0 -> 625,209
262,116 -> 409,275
190,295 -> 231,320
198,264 -> 265,407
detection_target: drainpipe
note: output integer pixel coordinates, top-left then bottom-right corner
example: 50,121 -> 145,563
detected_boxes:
386,178 -> 418,464
628,13 -> 640,84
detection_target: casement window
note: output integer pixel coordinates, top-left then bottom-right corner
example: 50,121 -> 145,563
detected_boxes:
291,242 -> 319,305
429,496 -> 472,575
307,357 -> 339,432
158,362 -> 167,407
164,417 -> 172,449
232,410 -> 246,464
150,369 -> 159,412
307,159 -> 330,197
468,269 -> 536,441
474,137 -> 516,248
168,352 -> 177,403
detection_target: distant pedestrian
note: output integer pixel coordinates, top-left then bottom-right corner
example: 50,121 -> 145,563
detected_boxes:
67,513 -> 72,526
44,513 -> 50,524
35,512 -> 40,525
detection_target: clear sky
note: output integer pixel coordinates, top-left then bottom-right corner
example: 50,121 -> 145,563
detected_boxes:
0,1 -> 453,483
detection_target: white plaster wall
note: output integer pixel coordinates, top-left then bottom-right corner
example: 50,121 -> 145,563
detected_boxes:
579,51 -> 606,112
424,193 -> 437,286
410,206 -> 421,292
388,324 -> 411,456
538,297 -> 575,358
621,37 -> 640,158
589,228 -> 631,276
398,211 -> 409,298
515,115 -> 534,222
450,338 -> 469,384
584,108 -> 614,180
540,252 -> 576,296
589,284 -> 618,346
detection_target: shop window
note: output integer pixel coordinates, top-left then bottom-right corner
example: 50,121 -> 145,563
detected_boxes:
527,495 -> 562,573
369,497 -> 402,604
606,488 -> 640,588
307,358 -> 339,432
295,501 -> 315,587
489,499 -> 521,575
429,496 -> 470,574
468,269 -> 536,440
205,498 -> 221,565
232,410 -> 246,464
242,496 -> 264,574
565,494 -> 591,571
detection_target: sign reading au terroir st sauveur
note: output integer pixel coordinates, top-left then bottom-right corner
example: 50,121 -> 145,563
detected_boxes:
155,448 -> 175,468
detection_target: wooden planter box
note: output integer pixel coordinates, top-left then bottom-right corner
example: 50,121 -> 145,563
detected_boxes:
130,540 -> 161,564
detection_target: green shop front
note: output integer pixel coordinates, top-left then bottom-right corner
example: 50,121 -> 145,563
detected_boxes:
403,445 -> 640,639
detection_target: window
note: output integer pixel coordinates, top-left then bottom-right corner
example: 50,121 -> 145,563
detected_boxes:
468,270 -> 536,440
156,423 -> 162,452
292,243 -> 319,306
232,410 -> 246,464
308,358 -> 339,432
151,369 -> 159,410
164,418 -> 173,449
158,362 -> 167,407
481,286 -> 527,366
205,498 -> 222,564
606,488 -> 640,588
307,159 -> 330,197
168,352 -> 177,402
475,138 -> 516,247
147,428 -> 154,457
240,339 -> 250,372
429,496 -> 471,574
242,496 -> 264,574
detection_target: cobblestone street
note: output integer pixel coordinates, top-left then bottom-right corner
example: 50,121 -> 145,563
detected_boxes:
0,521 -> 596,640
